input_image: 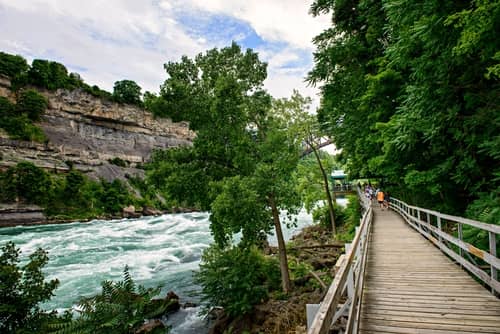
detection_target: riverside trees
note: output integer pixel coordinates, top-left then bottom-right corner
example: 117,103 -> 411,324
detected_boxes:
308,0 -> 500,224
147,43 -> 302,295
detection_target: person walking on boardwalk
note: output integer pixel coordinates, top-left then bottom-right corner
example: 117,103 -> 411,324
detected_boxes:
377,189 -> 385,210
384,191 -> 391,210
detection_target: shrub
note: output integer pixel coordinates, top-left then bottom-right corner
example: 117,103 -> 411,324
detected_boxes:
195,245 -> 280,317
312,203 -> 346,230
0,242 -> 59,333
16,89 -> 48,121
0,96 -> 15,126
0,52 -> 28,78
336,195 -> 362,242
52,266 -> 171,334
108,157 -> 128,167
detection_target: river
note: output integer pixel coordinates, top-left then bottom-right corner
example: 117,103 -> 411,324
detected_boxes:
0,208 -> 324,333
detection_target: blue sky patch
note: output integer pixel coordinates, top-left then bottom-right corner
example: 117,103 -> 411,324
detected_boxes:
177,11 -> 264,49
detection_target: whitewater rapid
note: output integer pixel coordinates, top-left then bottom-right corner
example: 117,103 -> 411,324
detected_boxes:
0,209 -> 317,333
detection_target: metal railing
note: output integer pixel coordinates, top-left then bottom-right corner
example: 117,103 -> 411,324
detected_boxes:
332,184 -> 354,192
390,197 -> 500,294
308,188 -> 373,334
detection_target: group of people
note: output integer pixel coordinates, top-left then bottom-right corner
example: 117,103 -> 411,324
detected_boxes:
364,184 -> 390,210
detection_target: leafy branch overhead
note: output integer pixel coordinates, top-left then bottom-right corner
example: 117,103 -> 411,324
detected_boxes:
308,0 -> 500,222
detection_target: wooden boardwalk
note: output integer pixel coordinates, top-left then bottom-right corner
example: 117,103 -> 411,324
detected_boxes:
360,208 -> 500,334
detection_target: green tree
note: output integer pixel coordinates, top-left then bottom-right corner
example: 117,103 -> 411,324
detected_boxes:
99,179 -> 131,214
0,242 -> 59,333
47,62 -> 69,90
113,80 -> 142,106
309,0 -> 500,218
9,162 -> 51,204
274,90 -> 338,233
16,89 -> 48,121
0,52 -> 28,78
28,59 -> 51,88
148,43 -> 300,293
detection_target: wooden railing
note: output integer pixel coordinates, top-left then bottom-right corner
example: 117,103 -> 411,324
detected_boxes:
390,197 -> 500,294
307,188 -> 373,334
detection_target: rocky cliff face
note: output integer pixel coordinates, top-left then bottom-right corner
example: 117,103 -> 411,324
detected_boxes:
0,77 -> 194,181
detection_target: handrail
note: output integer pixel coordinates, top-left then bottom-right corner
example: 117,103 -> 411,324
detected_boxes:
390,197 -> 500,294
308,187 -> 373,334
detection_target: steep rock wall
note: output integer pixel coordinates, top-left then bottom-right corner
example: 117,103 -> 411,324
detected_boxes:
0,76 -> 194,181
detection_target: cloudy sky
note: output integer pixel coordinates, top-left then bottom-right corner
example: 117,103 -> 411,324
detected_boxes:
0,0 -> 330,107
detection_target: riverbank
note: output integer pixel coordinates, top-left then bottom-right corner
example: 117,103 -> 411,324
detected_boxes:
0,202 -> 200,228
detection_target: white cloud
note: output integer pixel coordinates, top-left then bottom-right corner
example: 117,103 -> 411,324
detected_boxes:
174,0 -> 330,50
0,0 -> 329,106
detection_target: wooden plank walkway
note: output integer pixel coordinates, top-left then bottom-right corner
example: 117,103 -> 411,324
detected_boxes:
359,208 -> 500,334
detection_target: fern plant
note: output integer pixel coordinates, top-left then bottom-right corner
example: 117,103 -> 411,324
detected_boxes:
50,266 -> 171,334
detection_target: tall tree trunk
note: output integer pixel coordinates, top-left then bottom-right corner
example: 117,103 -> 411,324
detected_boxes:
311,144 -> 336,235
268,194 -> 291,293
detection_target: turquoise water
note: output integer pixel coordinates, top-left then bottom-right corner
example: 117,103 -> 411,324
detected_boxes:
0,209 -> 314,333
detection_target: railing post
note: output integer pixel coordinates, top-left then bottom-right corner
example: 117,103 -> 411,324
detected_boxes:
490,232 -> 498,294
426,212 -> 431,236
417,210 -> 421,231
345,242 -> 354,300
458,223 -> 463,261
437,216 -> 442,245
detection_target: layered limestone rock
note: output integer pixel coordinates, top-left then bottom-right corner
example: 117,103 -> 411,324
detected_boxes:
0,76 -> 194,181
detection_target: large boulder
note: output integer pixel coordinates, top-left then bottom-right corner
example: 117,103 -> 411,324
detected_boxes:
142,206 -> 162,216
122,205 -> 140,218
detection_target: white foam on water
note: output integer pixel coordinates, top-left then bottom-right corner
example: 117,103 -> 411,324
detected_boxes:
0,209 -> 312,333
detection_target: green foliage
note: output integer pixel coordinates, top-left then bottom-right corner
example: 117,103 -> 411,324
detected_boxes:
81,83 -> 113,100
143,91 -> 169,118
0,96 -> 15,119
210,176 -> 271,247
288,260 -> 313,281
113,80 -> 143,106
99,180 -> 132,214
0,162 -> 141,219
295,154 -> 338,213
147,43 -> 303,294
1,162 -> 51,205
108,157 -> 128,167
195,246 -> 280,317
336,195 -> 362,242
52,266 -> 170,334
0,93 -> 47,142
0,242 -> 59,333
0,52 -> 29,78
309,0 -> 500,219
27,59 -> 73,91
16,89 -> 48,121
312,203 -> 346,231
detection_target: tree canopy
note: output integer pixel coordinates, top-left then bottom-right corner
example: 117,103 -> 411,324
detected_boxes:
309,0 -> 500,221
112,80 -> 143,106
146,42 -> 303,294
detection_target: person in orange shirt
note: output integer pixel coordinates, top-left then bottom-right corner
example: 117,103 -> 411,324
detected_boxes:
377,190 -> 385,210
